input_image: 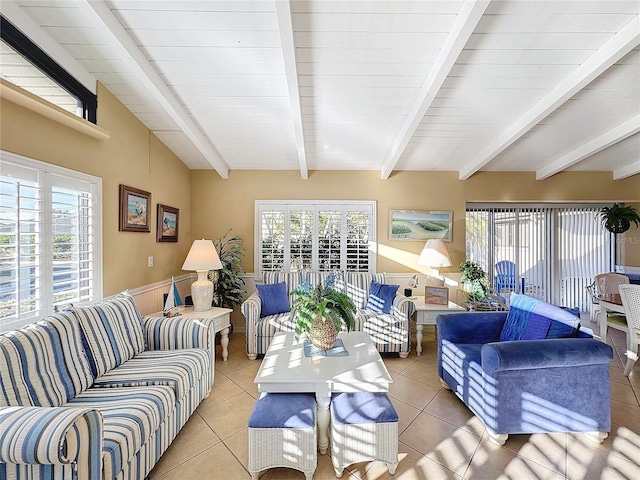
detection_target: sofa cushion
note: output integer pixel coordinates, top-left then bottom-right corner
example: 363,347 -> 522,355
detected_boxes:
257,282 -> 290,317
74,295 -> 146,377
0,311 -> 94,407
92,348 -> 210,399
67,385 -> 175,479
365,280 -> 398,314
500,294 -> 580,342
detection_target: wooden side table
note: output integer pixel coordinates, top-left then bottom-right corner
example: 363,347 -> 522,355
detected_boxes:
412,296 -> 465,356
147,306 -> 233,361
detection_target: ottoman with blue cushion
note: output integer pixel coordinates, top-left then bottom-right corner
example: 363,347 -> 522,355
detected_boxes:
330,392 -> 398,477
248,392 -> 317,480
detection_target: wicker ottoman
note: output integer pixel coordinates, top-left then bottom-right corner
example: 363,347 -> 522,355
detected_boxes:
330,392 -> 399,477
248,392 -> 317,480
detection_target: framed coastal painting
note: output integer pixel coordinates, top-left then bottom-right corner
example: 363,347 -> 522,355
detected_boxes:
119,184 -> 151,232
157,204 -> 179,242
389,210 -> 452,242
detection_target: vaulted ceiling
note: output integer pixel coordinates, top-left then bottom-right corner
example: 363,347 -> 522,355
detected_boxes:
3,0 -> 639,181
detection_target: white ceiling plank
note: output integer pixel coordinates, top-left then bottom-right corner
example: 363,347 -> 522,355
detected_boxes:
380,0 -> 491,179
78,0 -> 229,178
459,15 -> 640,180
613,161 -> 640,180
275,0 -> 307,179
536,115 -> 640,180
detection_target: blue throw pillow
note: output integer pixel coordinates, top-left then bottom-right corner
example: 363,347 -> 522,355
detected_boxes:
365,281 -> 398,314
500,293 -> 580,341
256,282 -> 290,317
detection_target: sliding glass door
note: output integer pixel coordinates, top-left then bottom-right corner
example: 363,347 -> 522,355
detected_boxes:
466,204 -> 613,312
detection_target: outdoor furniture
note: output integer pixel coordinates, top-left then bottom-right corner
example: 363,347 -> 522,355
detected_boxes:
330,392 -> 398,478
248,392 -> 317,480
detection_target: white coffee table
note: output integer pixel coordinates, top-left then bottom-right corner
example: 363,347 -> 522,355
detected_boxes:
254,331 -> 392,455
147,306 -> 232,361
413,296 -> 465,356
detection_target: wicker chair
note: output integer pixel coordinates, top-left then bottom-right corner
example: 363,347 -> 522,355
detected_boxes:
617,284 -> 640,376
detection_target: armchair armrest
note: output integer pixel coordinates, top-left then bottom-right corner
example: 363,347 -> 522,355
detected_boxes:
143,315 -> 215,351
436,312 -> 507,344
0,406 -> 103,479
391,293 -> 414,321
482,338 -> 613,373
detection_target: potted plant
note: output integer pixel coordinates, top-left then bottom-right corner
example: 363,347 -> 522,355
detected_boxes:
208,229 -> 246,310
291,272 -> 356,350
459,261 -> 490,301
598,203 -> 640,234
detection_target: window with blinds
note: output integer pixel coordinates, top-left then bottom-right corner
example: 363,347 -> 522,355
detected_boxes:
0,151 -> 102,329
255,201 -> 376,279
466,204 -> 613,312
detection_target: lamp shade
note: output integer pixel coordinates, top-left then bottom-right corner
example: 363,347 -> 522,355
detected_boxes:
418,239 -> 452,268
182,239 -> 222,271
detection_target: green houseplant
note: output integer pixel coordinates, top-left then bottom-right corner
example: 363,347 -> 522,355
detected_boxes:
598,203 -> 640,234
459,261 -> 490,301
208,229 -> 246,310
291,273 -> 356,349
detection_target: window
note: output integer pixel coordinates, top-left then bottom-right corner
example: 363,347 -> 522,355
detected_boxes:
255,201 -> 376,279
0,151 -> 102,330
466,203 -> 613,312
0,15 -> 97,122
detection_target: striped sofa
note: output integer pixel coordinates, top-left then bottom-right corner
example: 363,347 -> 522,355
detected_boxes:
0,293 -> 215,480
242,272 -> 414,359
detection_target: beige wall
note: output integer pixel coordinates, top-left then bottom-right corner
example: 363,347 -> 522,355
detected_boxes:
192,169 -> 640,274
0,83 -> 193,296
2,83 -> 639,299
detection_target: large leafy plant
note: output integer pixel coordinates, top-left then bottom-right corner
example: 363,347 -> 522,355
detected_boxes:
598,203 -> 640,234
208,229 -> 246,309
291,273 -> 356,339
459,261 -> 490,301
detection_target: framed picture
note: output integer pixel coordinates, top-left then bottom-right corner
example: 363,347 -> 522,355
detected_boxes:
119,185 -> 151,232
389,210 -> 452,242
156,204 -> 179,242
424,286 -> 449,305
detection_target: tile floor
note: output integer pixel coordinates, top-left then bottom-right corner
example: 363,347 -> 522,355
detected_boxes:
148,325 -> 640,480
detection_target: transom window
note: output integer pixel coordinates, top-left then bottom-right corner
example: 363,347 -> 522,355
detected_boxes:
255,201 -> 376,279
0,151 -> 102,330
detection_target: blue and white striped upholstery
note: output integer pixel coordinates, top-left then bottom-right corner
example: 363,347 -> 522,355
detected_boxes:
74,296 -> 146,377
0,406 -> 103,480
0,311 -> 94,407
243,272 -> 413,358
67,385 -> 175,480
92,349 -> 210,399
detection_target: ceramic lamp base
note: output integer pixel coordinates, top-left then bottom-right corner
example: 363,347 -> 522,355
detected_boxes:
191,270 -> 213,312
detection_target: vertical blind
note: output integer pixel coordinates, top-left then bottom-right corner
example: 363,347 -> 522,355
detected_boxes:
466,204 -> 612,312
0,152 -> 102,329
255,201 -> 376,279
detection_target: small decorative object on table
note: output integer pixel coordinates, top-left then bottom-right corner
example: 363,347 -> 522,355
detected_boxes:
291,272 -> 356,350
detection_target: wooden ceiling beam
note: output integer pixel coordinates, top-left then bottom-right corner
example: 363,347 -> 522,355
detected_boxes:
380,0 -> 491,180
275,0 -> 308,179
536,115 -> 640,180
79,0 -> 229,178
459,15 -> 640,180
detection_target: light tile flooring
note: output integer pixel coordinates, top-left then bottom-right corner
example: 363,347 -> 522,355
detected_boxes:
148,325 -> 640,480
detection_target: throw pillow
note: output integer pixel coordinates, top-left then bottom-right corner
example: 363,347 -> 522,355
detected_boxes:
257,282 -> 290,317
500,293 -> 580,342
365,280 -> 399,314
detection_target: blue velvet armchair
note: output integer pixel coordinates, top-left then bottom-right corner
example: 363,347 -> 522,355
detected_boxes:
436,307 -> 613,445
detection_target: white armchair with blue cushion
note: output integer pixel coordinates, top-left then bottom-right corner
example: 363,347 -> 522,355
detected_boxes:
242,272 -> 414,359
437,293 -> 613,445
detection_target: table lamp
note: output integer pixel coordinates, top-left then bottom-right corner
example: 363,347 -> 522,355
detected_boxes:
418,239 -> 452,286
182,239 -> 222,312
